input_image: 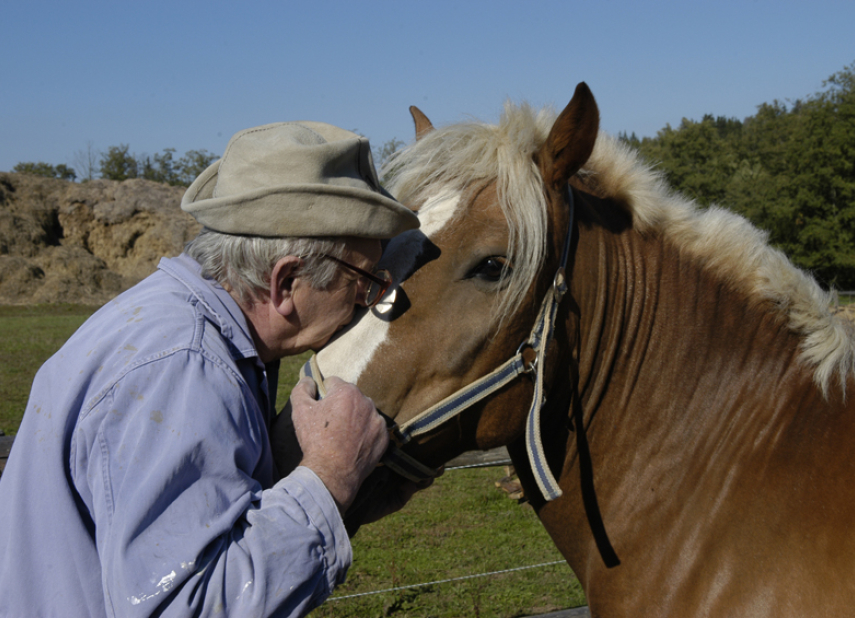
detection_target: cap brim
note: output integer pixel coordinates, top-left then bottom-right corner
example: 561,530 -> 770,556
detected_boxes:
182,180 -> 419,239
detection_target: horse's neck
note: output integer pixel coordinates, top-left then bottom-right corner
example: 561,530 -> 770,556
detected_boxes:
550,211 -> 855,616
570,220 -> 818,479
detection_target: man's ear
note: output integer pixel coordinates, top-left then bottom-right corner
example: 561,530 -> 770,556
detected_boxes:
269,256 -> 302,316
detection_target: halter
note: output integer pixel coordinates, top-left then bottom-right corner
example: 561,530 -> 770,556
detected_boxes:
301,190 -> 574,502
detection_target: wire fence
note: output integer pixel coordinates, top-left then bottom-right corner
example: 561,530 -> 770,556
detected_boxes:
323,447 -> 589,617
328,559 -> 568,603
832,290 -> 855,306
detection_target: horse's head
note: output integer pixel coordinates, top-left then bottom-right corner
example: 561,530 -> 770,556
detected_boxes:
314,84 -> 598,527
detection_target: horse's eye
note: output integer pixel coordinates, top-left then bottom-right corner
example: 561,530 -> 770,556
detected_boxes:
471,256 -> 511,282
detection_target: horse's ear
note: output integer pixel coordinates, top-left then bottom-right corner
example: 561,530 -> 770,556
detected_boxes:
409,106 -> 434,140
537,82 -> 599,190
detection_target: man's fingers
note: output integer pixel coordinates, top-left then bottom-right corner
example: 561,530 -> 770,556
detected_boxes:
290,374 -> 391,511
290,376 -> 319,403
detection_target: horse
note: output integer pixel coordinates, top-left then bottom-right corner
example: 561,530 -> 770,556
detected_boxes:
282,83 -> 855,616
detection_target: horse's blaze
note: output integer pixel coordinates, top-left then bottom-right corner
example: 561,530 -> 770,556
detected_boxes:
317,191 -> 462,385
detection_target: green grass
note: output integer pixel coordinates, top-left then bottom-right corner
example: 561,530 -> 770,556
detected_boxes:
0,304 -> 99,436
1,304 -> 587,616
317,468 -> 585,617
276,351 -> 314,409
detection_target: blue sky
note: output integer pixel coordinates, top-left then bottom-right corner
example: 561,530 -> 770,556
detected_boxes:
2,1 -> 853,175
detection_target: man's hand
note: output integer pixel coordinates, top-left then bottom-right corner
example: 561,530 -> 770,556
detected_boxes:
290,376 -> 389,513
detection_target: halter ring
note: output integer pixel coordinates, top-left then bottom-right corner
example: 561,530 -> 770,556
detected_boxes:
517,342 -> 538,373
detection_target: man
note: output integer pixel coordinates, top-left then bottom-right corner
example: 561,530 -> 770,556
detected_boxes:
0,122 -> 420,616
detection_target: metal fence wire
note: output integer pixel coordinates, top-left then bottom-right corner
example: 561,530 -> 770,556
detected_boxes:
328,448 -> 578,608
328,559 -> 568,602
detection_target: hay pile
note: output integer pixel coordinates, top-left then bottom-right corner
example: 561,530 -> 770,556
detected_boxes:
0,172 -> 200,305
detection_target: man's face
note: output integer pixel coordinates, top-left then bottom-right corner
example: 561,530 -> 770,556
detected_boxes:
289,237 -> 383,352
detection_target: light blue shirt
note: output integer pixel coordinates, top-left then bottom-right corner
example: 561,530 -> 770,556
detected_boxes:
0,254 -> 352,617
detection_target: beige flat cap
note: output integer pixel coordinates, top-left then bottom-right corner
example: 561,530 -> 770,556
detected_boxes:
181,121 -> 418,238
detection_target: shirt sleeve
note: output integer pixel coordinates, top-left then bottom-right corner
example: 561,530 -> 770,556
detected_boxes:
72,347 -> 352,618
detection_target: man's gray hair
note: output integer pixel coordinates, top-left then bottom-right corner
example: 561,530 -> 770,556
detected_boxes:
185,228 -> 348,304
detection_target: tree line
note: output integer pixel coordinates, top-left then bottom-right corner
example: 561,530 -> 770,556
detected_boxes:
13,145 -> 217,187
12,138 -> 400,188
622,61 -> 855,289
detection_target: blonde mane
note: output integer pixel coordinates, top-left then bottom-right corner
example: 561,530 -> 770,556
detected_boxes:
383,102 -> 855,395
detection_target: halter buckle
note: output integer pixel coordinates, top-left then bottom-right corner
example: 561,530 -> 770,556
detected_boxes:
517,342 -> 538,374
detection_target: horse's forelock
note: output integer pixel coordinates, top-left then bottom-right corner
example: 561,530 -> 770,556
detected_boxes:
383,101 -> 556,325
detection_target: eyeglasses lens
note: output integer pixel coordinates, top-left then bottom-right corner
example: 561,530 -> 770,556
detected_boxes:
365,270 -> 392,307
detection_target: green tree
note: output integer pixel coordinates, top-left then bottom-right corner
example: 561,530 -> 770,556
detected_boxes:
175,149 -> 217,186
637,115 -> 742,207
374,137 -> 406,186
772,65 -> 855,286
140,148 -> 179,185
13,161 -> 76,181
373,138 -> 404,170
97,145 -> 216,186
633,60 -> 855,288
618,131 -> 641,148
99,144 -> 138,181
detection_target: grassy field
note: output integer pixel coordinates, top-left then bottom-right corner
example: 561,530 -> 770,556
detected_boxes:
0,304 -> 585,617
0,304 -> 101,436
316,467 -> 585,618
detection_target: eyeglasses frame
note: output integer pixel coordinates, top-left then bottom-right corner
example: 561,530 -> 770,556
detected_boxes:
311,253 -> 392,308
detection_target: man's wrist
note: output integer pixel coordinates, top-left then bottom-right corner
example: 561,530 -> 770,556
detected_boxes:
298,458 -> 355,513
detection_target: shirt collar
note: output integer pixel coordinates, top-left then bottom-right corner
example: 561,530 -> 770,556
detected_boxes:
157,253 -> 260,361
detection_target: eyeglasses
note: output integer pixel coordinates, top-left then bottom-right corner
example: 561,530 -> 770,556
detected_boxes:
314,254 -> 393,308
